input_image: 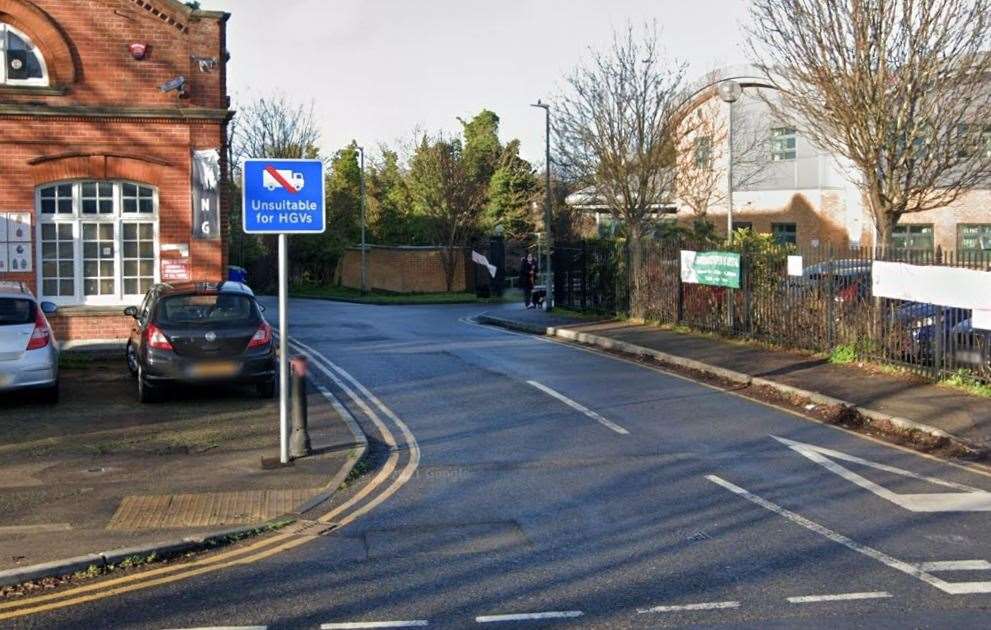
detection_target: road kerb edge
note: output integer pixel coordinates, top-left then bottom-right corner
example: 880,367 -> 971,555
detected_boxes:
477,314 -> 982,455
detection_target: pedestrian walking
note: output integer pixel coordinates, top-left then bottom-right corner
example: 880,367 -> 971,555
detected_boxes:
519,252 -> 538,309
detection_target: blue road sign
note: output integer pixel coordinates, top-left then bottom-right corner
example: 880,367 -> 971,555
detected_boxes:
242,158 -> 326,234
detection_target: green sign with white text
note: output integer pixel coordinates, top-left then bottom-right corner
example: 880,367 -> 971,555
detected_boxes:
680,250 -> 741,289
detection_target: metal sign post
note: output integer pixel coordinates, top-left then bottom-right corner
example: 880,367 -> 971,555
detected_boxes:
242,158 -> 326,464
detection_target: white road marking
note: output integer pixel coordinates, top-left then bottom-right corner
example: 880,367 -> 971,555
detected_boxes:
526,380 -> 629,435
772,436 -> 991,512
321,622 -> 429,629
706,474 -> 991,594
475,611 -> 583,623
637,601 -> 740,613
787,591 -> 891,603
916,560 -> 991,572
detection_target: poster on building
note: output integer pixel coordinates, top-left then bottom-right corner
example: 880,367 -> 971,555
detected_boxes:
680,250 -> 741,289
0,212 -> 32,273
161,258 -> 191,282
191,148 -> 221,240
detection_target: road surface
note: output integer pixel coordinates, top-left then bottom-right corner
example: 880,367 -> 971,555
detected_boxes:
9,299 -> 991,629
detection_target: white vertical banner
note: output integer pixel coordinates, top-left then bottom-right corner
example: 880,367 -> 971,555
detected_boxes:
787,255 -> 804,277
680,250 -> 698,283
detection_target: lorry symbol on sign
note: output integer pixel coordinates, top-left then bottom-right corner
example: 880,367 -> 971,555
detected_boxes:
263,167 -> 305,193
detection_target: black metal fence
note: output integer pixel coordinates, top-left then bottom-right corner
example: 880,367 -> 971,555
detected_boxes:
553,239 -> 991,384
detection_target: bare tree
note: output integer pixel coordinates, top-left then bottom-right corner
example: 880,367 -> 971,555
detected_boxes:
748,0 -> 991,247
408,134 -> 487,291
232,94 -> 321,168
676,88 -> 771,221
555,23 -> 688,317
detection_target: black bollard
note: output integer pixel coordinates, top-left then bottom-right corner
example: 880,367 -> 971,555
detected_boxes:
289,356 -> 312,459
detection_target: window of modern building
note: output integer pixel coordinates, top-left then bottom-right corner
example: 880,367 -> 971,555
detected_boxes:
956,124 -> 991,159
732,221 -> 753,232
770,127 -> 797,161
771,222 -> 797,245
958,224 -> 991,253
37,181 -> 158,305
693,136 -> 713,169
891,224 -> 934,253
0,23 -> 47,86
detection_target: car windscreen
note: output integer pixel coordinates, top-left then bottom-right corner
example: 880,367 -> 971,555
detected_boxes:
0,298 -> 35,326
156,294 -> 259,327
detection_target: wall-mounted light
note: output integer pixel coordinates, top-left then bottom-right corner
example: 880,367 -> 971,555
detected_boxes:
129,42 -> 148,60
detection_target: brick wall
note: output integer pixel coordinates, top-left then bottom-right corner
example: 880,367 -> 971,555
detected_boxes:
0,1 -> 230,341
337,247 -> 469,293
675,191 -> 854,250
48,308 -> 131,342
0,0 -> 227,109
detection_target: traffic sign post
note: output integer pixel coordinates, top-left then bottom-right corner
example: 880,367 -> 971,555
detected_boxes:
242,158 -> 325,464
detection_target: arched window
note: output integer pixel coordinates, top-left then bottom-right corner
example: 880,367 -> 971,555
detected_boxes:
1,22 -> 47,86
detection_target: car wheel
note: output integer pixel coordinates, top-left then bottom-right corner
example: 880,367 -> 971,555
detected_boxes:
256,378 -> 276,399
126,342 -> 139,377
137,367 -> 159,403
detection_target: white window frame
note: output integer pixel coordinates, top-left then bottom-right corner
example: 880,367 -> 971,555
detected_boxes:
770,127 -> 797,162
35,181 -> 160,306
0,23 -> 49,87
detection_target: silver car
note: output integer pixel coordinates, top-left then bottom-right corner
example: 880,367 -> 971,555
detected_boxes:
0,281 -> 59,402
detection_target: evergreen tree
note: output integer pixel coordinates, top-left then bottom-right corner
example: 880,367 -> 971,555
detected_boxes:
485,140 -> 538,239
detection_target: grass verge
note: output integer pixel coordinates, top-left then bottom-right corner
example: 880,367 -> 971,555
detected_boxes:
942,369 -> 991,398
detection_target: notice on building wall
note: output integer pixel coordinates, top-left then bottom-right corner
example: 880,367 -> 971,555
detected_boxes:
787,255 -> 804,277
191,148 -> 221,241
873,261 -> 991,311
161,258 -> 191,283
973,309 -> 991,331
680,250 -> 741,289
0,212 -> 32,274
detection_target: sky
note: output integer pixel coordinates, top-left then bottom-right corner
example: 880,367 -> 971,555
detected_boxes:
198,0 -> 751,164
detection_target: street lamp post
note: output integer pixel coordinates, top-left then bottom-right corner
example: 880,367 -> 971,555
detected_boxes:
717,80 -> 742,240
530,100 -> 553,311
717,81 -> 743,332
357,145 -> 367,294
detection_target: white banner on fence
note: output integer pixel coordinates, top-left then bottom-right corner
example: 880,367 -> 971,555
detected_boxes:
680,250 -> 698,284
787,255 -> 804,277
973,309 -> 991,331
872,261 -> 991,311
471,250 -> 497,278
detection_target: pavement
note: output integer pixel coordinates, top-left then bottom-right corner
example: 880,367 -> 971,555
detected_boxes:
485,305 -> 991,452
6,299 -> 991,628
0,359 -> 360,575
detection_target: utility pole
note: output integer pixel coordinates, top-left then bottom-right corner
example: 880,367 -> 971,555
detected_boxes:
531,100 -> 553,311
358,145 -> 367,294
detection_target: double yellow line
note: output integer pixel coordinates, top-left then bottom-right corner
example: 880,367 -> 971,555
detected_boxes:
0,338 -> 420,621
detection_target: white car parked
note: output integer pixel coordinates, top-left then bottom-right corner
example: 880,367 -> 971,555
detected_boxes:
0,281 -> 59,402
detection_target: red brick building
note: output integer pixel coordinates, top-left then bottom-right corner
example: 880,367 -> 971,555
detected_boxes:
0,0 -> 230,343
